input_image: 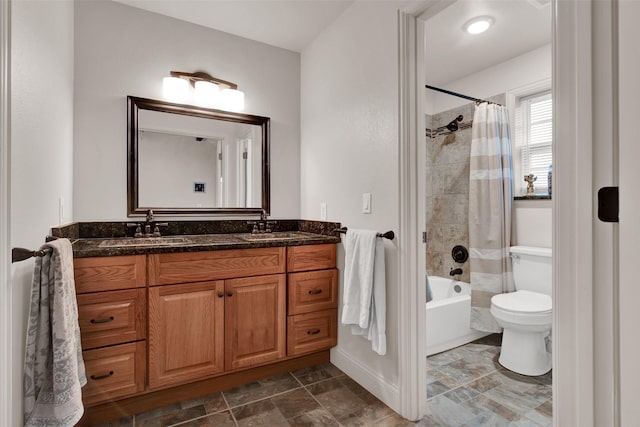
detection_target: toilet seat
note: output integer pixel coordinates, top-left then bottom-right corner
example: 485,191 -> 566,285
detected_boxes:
491,290 -> 551,314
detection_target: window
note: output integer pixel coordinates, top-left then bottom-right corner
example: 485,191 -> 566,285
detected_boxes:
513,90 -> 552,197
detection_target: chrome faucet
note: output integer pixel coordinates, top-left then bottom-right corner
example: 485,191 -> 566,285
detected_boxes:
247,210 -> 277,234
127,209 -> 168,238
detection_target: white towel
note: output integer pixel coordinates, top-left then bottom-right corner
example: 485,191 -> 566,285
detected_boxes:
341,229 -> 387,355
24,238 -> 87,427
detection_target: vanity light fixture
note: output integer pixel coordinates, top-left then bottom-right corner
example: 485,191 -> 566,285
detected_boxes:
464,16 -> 494,35
162,71 -> 245,112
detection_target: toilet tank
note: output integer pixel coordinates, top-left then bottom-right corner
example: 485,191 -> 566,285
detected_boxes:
510,246 -> 552,296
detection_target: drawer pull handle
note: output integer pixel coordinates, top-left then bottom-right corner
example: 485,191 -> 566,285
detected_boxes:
90,371 -> 114,380
308,289 -> 323,295
90,316 -> 114,324
307,329 -> 321,335
227,291 -> 234,297
217,292 -> 224,298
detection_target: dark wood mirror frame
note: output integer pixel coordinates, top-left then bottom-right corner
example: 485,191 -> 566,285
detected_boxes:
127,96 -> 270,217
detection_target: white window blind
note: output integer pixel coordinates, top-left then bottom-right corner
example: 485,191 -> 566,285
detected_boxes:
516,91 -> 553,195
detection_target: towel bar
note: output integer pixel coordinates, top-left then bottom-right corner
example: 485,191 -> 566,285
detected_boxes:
334,227 -> 394,240
11,236 -> 60,263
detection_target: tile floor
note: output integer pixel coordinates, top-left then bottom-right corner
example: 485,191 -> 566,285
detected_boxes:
97,335 -> 552,426
425,334 -> 553,427
96,363 -> 404,426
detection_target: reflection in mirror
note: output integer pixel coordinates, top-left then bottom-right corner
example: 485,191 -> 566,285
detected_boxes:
128,96 -> 270,216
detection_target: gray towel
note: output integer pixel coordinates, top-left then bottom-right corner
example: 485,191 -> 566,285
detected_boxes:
23,238 -> 86,426
426,274 -> 433,303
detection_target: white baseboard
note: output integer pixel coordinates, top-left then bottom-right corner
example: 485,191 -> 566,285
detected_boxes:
330,347 -> 401,414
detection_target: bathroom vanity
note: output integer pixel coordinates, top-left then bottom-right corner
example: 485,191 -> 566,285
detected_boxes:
61,222 -> 340,425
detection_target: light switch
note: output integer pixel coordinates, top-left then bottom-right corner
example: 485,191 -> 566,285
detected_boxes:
320,202 -> 327,220
362,193 -> 372,214
58,197 -> 64,224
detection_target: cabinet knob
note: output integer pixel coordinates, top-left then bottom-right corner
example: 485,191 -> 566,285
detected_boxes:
217,292 -> 224,298
227,291 -> 234,297
308,289 -> 322,295
90,371 -> 114,380
307,329 -> 321,335
90,316 -> 114,324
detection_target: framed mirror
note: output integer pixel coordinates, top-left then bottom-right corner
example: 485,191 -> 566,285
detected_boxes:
127,96 -> 270,216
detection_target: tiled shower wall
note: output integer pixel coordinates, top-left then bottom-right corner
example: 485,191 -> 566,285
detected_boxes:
425,95 -> 505,283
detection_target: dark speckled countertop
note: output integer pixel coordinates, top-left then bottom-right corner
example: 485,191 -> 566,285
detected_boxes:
52,220 -> 341,258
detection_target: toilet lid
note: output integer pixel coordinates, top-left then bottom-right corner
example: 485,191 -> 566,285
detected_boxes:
492,290 -> 552,314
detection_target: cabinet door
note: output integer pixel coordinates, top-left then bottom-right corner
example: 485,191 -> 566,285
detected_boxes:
148,281 -> 224,389
225,274 -> 286,370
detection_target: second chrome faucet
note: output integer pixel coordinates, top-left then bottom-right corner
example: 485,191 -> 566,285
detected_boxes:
127,209 -> 168,237
247,210 -> 277,234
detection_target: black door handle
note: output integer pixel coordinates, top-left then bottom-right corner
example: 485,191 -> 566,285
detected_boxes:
90,371 -> 114,380
90,316 -> 114,324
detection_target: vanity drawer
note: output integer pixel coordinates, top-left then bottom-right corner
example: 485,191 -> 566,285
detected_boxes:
288,269 -> 338,315
287,244 -> 336,272
82,341 -> 146,407
287,309 -> 338,356
74,255 -> 147,294
77,289 -> 146,350
149,247 -> 286,285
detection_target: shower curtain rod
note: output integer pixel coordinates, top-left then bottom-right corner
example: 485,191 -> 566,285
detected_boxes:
425,85 -> 502,106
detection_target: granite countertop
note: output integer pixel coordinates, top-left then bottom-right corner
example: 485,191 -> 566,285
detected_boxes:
71,231 -> 340,258
52,219 -> 342,258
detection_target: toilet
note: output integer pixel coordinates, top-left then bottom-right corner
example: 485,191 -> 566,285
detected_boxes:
490,246 -> 552,376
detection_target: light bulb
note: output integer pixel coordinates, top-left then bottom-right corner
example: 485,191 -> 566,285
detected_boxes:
162,77 -> 189,102
464,16 -> 494,35
221,88 -> 245,112
194,81 -> 220,107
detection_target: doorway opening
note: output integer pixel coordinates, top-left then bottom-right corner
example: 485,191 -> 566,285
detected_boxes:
421,1 -> 553,424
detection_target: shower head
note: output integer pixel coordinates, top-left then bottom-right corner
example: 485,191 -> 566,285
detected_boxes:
446,115 -> 464,132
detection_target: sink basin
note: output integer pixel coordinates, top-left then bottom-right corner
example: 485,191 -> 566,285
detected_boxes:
240,232 -> 309,241
99,236 -> 193,247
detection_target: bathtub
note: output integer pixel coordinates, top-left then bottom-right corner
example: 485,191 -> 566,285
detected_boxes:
426,276 -> 490,356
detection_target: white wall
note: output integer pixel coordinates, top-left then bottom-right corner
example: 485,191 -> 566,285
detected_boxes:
425,44 -> 551,114
301,1 -> 402,411
425,44 -> 553,248
9,0 -> 75,424
74,1 -> 300,220
512,200 -> 552,248
139,132 -> 219,207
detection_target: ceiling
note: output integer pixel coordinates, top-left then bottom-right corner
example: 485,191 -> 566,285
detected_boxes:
424,0 -> 551,86
114,0 -> 355,53
114,0 -> 550,83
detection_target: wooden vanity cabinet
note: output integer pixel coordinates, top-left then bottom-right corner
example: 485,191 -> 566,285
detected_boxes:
286,244 -> 338,356
77,243 -> 337,424
147,247 -> 287,390
73,255 -> 147,406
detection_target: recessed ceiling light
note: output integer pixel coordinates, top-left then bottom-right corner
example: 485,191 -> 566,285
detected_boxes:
464,16 -> 494,35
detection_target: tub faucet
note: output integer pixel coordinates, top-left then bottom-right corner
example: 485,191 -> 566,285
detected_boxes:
449,267 -> 463,276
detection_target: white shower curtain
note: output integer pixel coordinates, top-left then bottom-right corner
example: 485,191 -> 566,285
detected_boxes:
468,102 -> 514,332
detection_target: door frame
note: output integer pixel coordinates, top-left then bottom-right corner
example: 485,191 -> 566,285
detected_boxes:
617,0 -> 640,423
0,0 -> 11,425
397,0 -> 598,423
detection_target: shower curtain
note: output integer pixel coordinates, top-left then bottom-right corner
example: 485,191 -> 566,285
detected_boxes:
468,102 -> 514,332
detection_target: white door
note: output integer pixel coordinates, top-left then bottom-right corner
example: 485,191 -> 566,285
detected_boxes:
617,1 -> 640,424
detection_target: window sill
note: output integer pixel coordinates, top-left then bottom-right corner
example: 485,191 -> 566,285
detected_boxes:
514,195 -> 552,201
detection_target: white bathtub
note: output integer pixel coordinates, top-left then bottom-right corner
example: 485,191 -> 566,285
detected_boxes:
426,276 -> 490,356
